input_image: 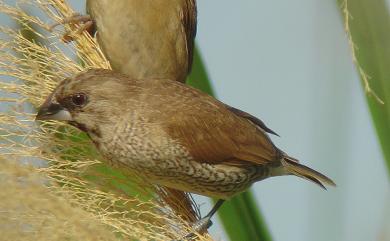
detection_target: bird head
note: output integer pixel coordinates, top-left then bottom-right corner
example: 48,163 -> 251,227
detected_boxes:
35,69 -> 130,133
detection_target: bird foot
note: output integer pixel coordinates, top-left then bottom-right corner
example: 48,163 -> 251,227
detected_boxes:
49,13 -> 95,42
173,199 -> 224,241
174,217 -> 213,241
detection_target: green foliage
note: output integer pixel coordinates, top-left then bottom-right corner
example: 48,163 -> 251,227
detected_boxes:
217,192 -> 272,241
186,48 -> 214,95
339,0 -> 390,173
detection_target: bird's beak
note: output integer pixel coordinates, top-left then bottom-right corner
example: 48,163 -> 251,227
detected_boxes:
35,101 -> 72,121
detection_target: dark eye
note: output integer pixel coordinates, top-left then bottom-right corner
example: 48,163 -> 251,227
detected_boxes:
71,93 -> 88,107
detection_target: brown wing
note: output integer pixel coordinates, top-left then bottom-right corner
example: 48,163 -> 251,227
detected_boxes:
145,80 -> 281,165
225,105 -> 279,136
181,0 -> 197,74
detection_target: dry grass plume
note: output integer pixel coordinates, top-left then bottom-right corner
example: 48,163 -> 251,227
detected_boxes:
0,0 -> 212,240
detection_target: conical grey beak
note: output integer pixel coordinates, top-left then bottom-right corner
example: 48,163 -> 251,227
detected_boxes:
35,103 -> 72,121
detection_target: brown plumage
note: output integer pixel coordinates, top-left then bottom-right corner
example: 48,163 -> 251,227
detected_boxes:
86,0 -> 197,83
48,0 -> 199,222
36,69 -> 335,200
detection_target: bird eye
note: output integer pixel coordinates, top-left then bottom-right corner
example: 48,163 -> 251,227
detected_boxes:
71,93 -> 87,107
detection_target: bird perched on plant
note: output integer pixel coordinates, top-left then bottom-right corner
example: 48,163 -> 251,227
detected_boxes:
48,0 -> 198,222
36,69 -> 335,234
52,0 -> 197,83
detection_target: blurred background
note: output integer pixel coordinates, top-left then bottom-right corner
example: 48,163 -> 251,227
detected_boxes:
191,1 -> 390,241
3,0 -> 390,240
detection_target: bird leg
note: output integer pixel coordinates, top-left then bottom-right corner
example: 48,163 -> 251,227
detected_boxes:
49,13 -> 96,42
177,199 -> 225,241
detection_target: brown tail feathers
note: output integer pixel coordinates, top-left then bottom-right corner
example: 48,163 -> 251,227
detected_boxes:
282,156 -> 336,189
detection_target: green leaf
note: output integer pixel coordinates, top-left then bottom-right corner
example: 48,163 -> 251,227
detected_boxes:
338,0 -> 390,173
216,192 -> 272,241
186,49 -> 214,95
188,46 -> 272,241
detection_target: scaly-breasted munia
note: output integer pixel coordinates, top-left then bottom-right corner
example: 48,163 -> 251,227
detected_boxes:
86,0 -> 196,83
36,69 -> 335,233
52,1 -> 196,82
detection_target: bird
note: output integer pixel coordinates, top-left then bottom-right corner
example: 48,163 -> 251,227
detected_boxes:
48,0 -> 199,223
86,0 -> 197,83
51,0 -> 197,83
36,69 -> 335,234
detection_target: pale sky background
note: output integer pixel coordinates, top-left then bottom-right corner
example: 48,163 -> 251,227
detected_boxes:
192,1 -> 390,241
14,0 -> 390,240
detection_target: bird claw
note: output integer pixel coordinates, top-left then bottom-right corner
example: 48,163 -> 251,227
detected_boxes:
49,13 -> 91,31
173,217 -> 213,241
173,199 -> 224,241
49,13 -> 95,42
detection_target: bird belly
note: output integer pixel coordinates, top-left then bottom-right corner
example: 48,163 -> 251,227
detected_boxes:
110,154 -> 260,199
104,149 -> 261,199
96,122 -> 264,199
148,161 -> 260,199
87,0 -> 188,81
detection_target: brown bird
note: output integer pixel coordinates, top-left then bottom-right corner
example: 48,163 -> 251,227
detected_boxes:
52,0 -> 197,83
86,0 -> 197,82
48,0 -> 199,225
36,69 -> 335,233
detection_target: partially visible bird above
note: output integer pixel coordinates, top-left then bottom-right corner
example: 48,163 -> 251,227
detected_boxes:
52,0 -> 197,83
36,69 -> 335,233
